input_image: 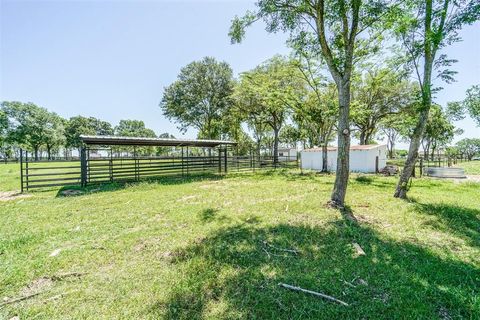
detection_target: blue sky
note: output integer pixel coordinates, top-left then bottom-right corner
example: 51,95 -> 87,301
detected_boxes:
1,0 -> 479,147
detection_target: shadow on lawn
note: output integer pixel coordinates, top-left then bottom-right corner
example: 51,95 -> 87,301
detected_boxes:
412,201 -> 480,247
55,173 -> 224,197
147,220 -> 479,319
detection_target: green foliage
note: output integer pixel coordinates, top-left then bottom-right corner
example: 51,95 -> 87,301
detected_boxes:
350,67 -> 418,144
65,116 -> 114,150
1,101 -> 65,159
447,85 -> 480,126
456,138 -> 480,160
160,57 -> 234,139
230,0 -> 389,82
234,56 -> 304,159
421,105 -> 457,159
279,124 -> 300,148
290,49 -> 337,150
114,119 -> 156,138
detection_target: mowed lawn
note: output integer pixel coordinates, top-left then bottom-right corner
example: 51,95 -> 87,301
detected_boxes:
0,163 -> 479,319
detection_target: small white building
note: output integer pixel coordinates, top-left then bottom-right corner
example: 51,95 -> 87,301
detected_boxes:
301,144 -> 387,173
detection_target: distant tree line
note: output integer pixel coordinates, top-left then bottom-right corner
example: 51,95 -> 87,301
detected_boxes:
0,101 -> 174,161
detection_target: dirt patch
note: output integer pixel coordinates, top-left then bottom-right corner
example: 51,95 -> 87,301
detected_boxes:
0,191 -> 31,202
177,195 -> 197,202
60,189 -> 84,196
21,277 -> 54,296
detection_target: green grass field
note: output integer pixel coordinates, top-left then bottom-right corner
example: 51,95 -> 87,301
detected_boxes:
0,162 -> 479,319
457,160 -> 480,175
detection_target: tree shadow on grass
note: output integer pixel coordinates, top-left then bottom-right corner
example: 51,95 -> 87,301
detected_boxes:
55,173 -> 225,197
198,208 -> 222,223
412,201 -> 480,247
146,220 -> 479,319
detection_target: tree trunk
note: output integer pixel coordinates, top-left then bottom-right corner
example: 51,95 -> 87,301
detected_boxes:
34,146 -> 39,161
359,131 -> 366,145
321,143 -> 328,172
431,144 -> 436,162
47,146 -> 52,160
331,80 -> 351,207
394,0 -> 436,199
273,128 -> 279,165
394,103 -> 430,198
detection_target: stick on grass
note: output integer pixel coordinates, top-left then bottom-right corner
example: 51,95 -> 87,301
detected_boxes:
278,283 -> 349,306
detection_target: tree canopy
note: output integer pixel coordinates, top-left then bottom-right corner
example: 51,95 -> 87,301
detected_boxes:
65,116 -> 114,151
160,57 -> 235,139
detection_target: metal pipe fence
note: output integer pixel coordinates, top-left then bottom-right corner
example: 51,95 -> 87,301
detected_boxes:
19,147 -> 299,191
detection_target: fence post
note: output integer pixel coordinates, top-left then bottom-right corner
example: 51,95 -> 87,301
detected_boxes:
186,146 -> 189,175
181,146 -> 185,177
25,151 -> 29,190
133,146 -> 139,181
20,149 -> 24,193
109,148 -> 113,182
218,148 -> 222,174
80,146 -> 87,187
224,148 -> 227,174
236,146 -> 239,171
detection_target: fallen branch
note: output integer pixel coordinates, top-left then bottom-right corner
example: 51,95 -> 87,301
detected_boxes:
0,292 -> 43,307
263,241 -> 299,254
278,283 -> 349,306
51,272 -> 87,281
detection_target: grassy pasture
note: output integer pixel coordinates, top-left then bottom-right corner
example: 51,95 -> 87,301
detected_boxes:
0,162 -> 479,319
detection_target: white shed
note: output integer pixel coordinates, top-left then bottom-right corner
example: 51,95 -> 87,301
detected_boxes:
301,144 -> 387,173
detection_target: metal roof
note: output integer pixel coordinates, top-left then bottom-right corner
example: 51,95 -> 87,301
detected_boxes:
80,135 -> 237,147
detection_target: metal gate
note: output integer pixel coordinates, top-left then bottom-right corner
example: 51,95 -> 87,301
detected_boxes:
20,149 -> 82,192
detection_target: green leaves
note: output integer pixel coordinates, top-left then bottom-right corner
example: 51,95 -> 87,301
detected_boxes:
160,57 -> 234,139
65,116 -> 114,149
447,85 -> 480,126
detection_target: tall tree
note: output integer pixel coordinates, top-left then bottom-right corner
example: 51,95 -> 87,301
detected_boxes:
114,119 -> 157,156
456,138 -> 480,161
44,113 -> 66,160
65,116 -> 114,153
294,84 -> 338,171
1,101 -> 62,160
160,57 -> 234,140
291,49 -> 338,172
279,124 -> 301,148
351,67 -> 416,145
115,119 -> 156,138
393,0 -> 480,198
230,0 -> 390,207
421,104 -> 457,160
234,56 -> 303,163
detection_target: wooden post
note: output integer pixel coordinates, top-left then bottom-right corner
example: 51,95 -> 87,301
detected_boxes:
375,156 -> 379,173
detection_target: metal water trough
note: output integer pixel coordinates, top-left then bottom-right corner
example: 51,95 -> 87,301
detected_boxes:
425,167 -> 466,179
